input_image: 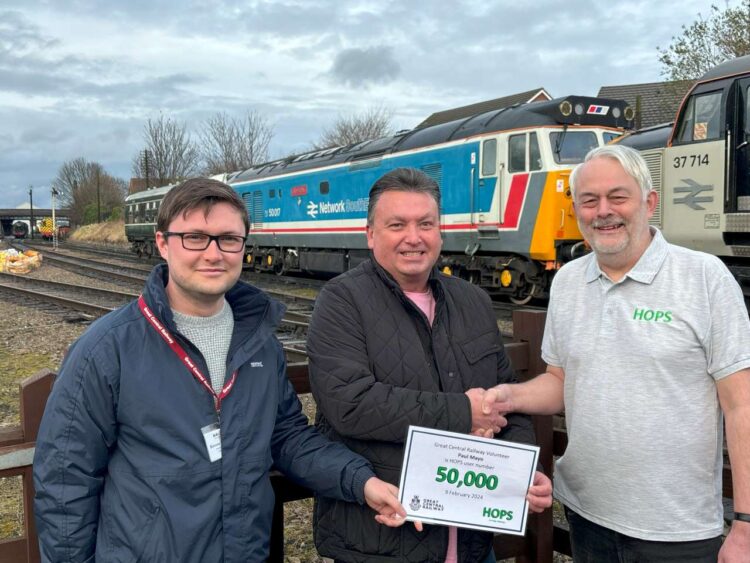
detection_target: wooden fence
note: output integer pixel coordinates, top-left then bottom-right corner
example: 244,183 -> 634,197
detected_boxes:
0,309 -> 737,562
0,370 -> 51,563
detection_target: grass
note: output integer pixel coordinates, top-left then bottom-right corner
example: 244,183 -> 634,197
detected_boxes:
284,498 -> 323,562
0,477 -> 22,539
0,345 -> 55,427
0,344 -> 57,539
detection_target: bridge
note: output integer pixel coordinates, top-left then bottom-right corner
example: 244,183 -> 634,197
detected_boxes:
0,209 -> 71,237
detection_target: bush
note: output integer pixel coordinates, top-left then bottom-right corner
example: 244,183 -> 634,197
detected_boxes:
82,204 -> 99,225
108,207 -> 123,221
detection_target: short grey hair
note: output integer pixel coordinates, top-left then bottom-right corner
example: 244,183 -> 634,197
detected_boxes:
569,144 -> 653,201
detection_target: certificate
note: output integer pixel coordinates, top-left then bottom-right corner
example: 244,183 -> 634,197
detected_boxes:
397,425 -> 539,535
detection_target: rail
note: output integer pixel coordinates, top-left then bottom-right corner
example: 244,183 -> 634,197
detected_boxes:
0,309 -> 737,562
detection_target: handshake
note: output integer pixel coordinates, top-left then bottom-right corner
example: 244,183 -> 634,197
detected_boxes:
465,384 -> 514,438
464,384 -> 554,514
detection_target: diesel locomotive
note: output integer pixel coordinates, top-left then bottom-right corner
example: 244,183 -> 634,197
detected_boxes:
126,95 -> 634,302
11,221 -> 29,239
618,54 -> 750,297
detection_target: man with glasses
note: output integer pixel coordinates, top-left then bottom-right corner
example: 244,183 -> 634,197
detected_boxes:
33,178 -> 411,563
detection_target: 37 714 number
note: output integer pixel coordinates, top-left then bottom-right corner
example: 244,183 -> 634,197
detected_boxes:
435,466 -> 499,490
673,154 -> 709,168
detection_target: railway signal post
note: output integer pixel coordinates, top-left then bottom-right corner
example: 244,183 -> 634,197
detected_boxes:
51,187 -> 58,250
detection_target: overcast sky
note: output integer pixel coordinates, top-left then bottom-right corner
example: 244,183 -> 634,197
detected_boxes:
0,0 -> 733,208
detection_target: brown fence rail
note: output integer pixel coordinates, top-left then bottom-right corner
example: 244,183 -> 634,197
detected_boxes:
0,369 -> 52,563
0,309 -> 737,562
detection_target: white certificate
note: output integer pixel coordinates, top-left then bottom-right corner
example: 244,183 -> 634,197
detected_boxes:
398,425 -> 539,535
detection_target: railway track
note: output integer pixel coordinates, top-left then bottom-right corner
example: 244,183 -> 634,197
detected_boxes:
13,242 -> 149,287
27,241 -> 326,290
0,271 -> 138,320
492,300 -> 547,317
7,241 -> 547,358
0,270 -> 313,361
3,245 -> 317,360
241,270 -> 327,290
17,243 -> 317,317
26,240 -> 162,267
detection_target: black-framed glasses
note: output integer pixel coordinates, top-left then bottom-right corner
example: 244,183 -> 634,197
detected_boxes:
163,232 -> 247,253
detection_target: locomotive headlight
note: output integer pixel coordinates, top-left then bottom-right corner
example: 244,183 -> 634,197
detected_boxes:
624,106 -> 635,121
559,100 -> 573,117
500,270 -> 513,287
612,107 -> 621,118
574,103 -> 584,115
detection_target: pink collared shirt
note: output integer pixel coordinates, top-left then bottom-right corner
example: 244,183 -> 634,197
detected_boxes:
404,289 -> 456,563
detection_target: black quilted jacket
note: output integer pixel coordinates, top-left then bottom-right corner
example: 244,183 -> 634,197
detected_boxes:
308,259 -> 536,562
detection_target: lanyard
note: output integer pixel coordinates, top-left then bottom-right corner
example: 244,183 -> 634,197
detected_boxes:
138,295 -> 238,411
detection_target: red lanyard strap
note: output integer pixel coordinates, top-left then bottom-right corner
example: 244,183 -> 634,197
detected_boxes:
138,295 -> 237,410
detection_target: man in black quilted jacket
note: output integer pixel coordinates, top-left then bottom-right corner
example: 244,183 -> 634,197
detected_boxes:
308,167 -> 552,563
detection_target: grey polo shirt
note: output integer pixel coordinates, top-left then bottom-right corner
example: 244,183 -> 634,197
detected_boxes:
542,228 -> 750,541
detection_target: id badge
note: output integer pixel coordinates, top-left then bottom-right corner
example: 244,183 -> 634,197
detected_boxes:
201,423 -> 222,462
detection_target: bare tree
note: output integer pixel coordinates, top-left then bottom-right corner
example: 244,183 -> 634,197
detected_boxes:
200,111 -> 273,174
131,114 -> 200,185
313,105 -> 394,149
51,157 -> 89,207
51,158 -> 127,225
658,1 -> 750,80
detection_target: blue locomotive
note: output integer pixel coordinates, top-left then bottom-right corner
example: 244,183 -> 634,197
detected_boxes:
126,95 -> 633,302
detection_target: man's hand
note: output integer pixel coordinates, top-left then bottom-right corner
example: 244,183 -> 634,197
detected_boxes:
363,477 -> 423,531
480,384 -> 514,418
526,471 -> 553,513
719,521 -> 750,562
466,388 -> 507,438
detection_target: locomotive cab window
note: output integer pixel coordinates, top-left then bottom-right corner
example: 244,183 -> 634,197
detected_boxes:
508,134 -> 526,173
508,133 -> 542,173
603,131 -> 622,144
676,90 -> 723,143
549,131 -> 598,164
481,139 -> 497,176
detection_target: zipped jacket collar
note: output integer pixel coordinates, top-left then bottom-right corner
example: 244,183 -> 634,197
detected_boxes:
141,264 -> 286,369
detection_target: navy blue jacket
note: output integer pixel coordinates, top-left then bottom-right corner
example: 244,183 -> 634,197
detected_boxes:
33,264 -> 374,562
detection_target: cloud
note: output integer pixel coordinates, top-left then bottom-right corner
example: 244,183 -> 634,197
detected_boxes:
0,0 -> 741,209
19,126 -> 73,145
0,9 -> 59,54
328,46 -> 401,87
